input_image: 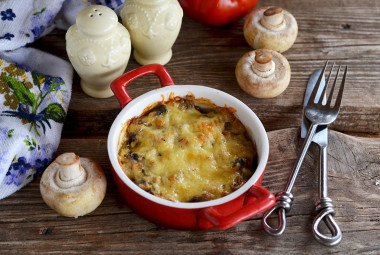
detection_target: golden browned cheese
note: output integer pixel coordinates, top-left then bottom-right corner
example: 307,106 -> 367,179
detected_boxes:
118,95 -> 257,202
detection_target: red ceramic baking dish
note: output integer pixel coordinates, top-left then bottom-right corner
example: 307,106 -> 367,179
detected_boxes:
108,64 -> 275,230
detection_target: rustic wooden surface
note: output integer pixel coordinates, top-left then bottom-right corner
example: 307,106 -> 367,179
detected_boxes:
1,0 -> 380,253
1,130 -> 379,254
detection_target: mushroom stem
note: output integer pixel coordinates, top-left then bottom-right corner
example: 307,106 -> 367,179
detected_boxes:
260,7 -> 286,31
252,50 -> 275,78
55,153 -> 87,188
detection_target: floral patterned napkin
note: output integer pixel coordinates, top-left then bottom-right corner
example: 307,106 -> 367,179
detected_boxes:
0,0 -> 125,199
0,48 -> 72,199
0,0 -> 65,51
0,0 -> 125,50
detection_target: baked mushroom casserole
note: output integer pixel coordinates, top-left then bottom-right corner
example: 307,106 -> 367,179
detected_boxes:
118,94 -> 257,202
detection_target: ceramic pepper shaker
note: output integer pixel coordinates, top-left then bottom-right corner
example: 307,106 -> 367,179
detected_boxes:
66,5 -> 131,98
120,0 -> 183,65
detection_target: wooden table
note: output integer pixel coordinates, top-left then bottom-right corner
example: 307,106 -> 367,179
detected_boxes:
1,0 -> 380,253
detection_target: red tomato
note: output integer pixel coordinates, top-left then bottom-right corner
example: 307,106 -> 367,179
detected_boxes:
178,0 -> 258,26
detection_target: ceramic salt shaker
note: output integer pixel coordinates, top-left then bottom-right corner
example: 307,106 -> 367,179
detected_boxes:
120,0 -> 183,65
66,5 -> 131,98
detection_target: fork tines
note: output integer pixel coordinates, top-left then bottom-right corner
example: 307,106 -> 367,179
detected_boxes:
308,60 -> 348,110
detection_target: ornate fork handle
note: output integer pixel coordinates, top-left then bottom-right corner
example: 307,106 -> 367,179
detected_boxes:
262,124 -> 318,235
262,191 -> 293,236
263,61 -> 346,240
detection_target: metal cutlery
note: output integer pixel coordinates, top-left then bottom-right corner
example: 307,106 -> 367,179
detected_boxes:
262,61 -> 347,239
308,74 -> 344,247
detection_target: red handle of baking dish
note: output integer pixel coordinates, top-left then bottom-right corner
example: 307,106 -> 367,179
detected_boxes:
198,185 -> 275,230
110,64 -> 175,108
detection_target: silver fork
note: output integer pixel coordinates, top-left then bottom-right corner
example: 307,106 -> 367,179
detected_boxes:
262,61 -> 347,236
311,62 -> 347,246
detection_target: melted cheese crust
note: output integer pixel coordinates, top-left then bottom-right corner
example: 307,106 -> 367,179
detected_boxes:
118,95 -> 257,202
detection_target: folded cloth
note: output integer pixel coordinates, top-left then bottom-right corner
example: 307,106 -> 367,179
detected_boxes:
0,0 -> 126,50
0,0 -> 124,199
0,47 -> 73,199
0,0 -> 65,51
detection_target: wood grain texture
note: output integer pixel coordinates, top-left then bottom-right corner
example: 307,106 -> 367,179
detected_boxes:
1,129 -> 379,254
2,0 -> 380,253
29,0 -> 380,137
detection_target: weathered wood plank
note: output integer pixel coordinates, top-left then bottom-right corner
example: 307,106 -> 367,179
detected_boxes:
2,0 -> 379,253
30,1 -> 380,137
1,129 -> 379,254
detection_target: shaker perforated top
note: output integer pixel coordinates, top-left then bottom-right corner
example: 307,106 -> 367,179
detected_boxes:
76,5 -> 118,37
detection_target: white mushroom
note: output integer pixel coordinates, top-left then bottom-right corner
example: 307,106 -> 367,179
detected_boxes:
40,152 -> 107,218
244,6 -> 298,53
235,49 -> 291,98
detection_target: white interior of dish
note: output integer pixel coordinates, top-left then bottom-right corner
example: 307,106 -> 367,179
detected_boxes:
108,85 -> 269,209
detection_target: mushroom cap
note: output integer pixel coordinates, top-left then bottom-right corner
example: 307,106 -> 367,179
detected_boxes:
235,49 -> 291,98
244,6 -> 298,53
40,153 -> 107,218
